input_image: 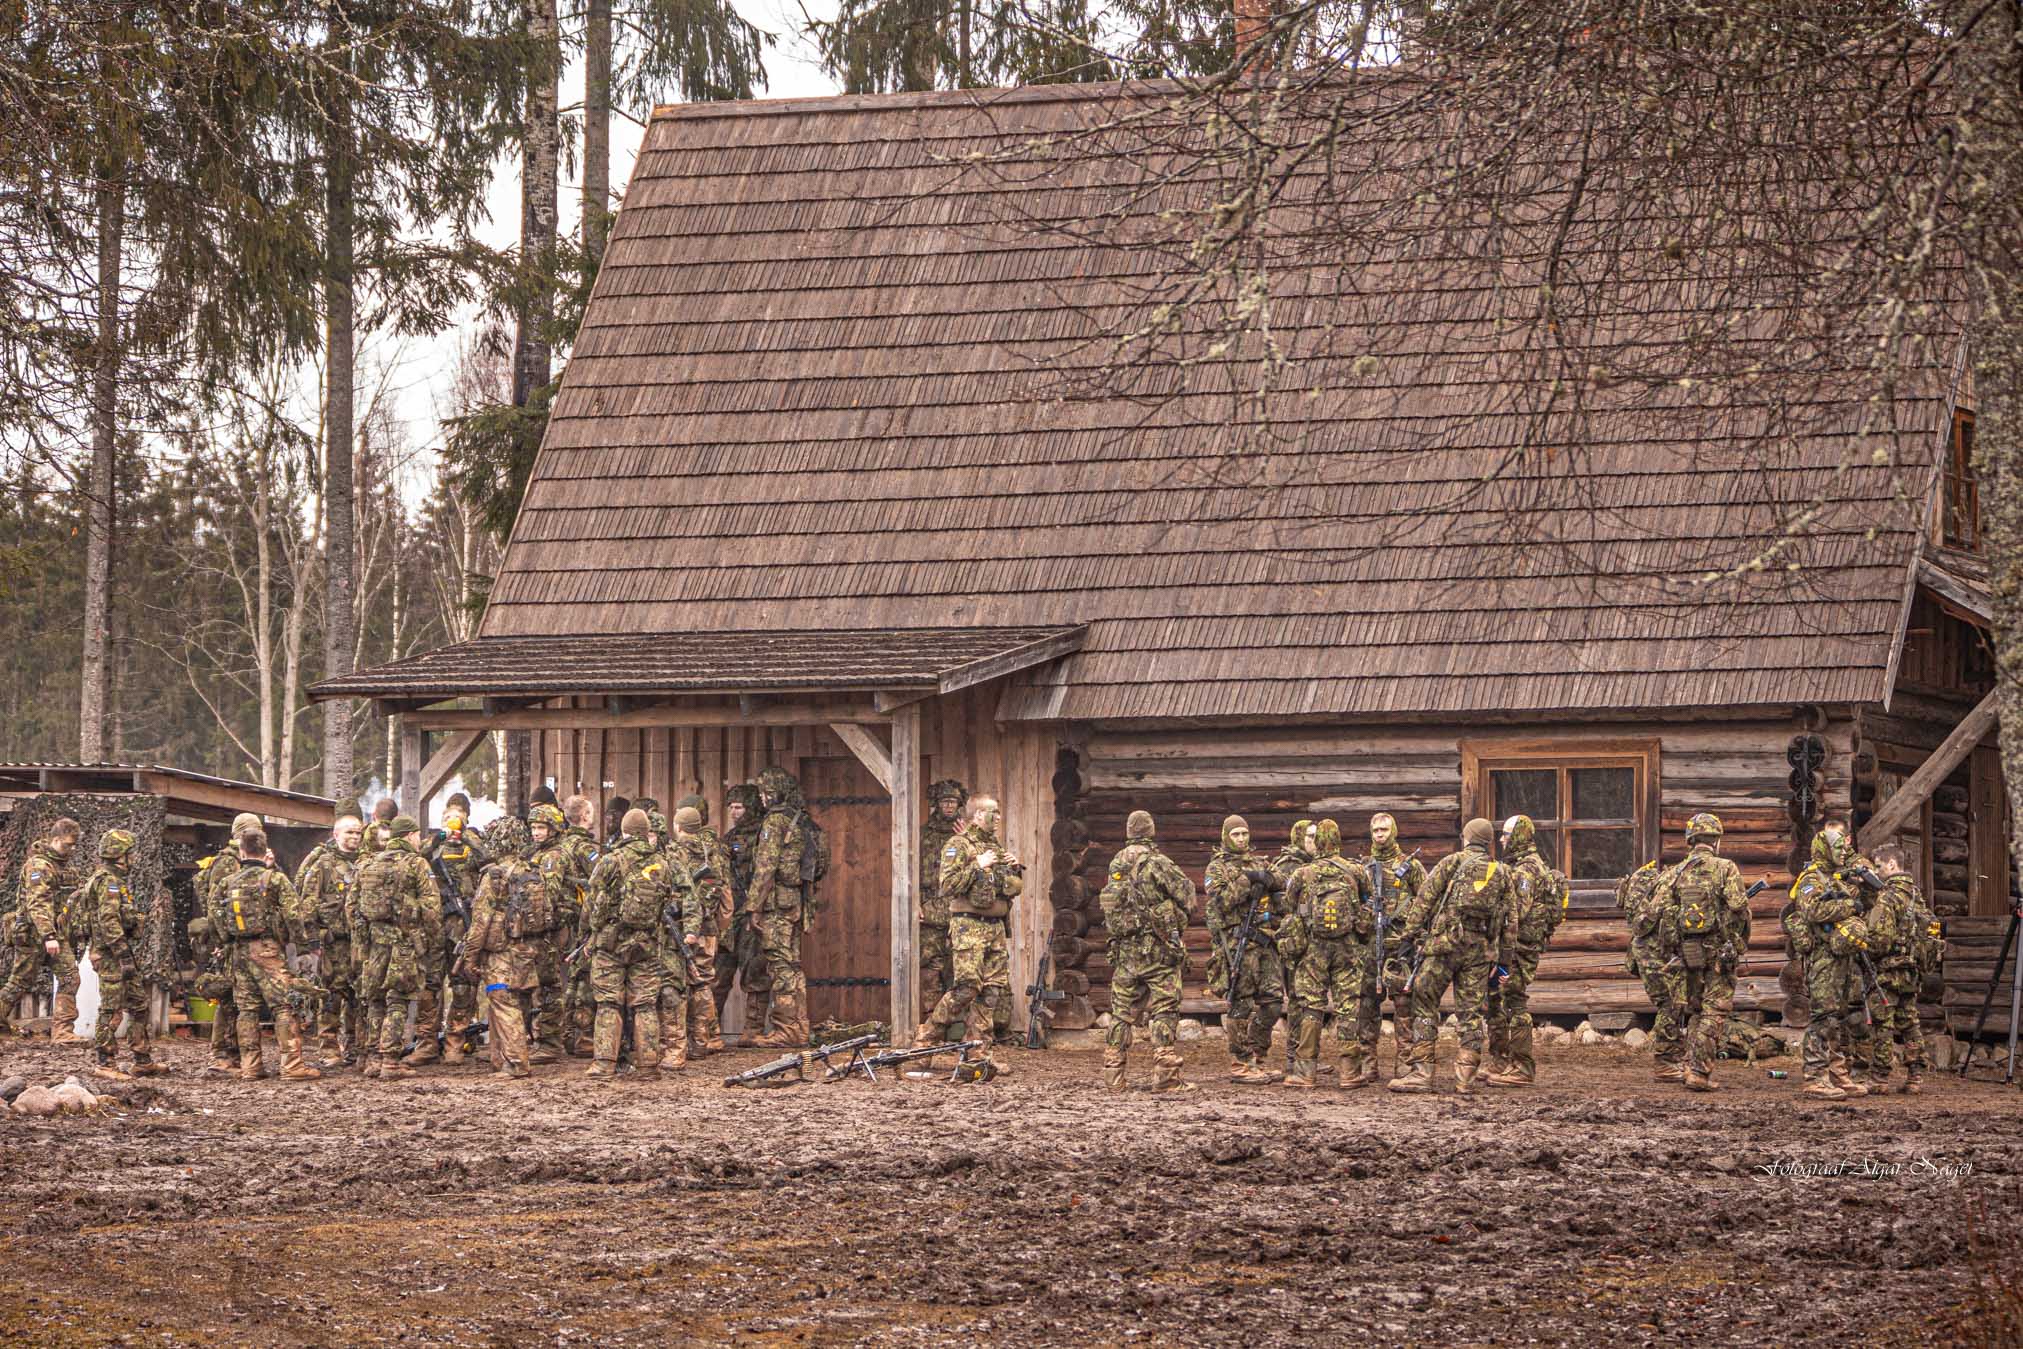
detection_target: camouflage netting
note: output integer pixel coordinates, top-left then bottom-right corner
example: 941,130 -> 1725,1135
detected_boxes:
0,794 -> 176,982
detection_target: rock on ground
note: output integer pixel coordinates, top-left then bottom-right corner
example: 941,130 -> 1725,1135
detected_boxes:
1623,1029 -> 1649,1049
0,1074 -> 23,1103
10,1085 -> 59,1117
1176,1018 -> 1205,1042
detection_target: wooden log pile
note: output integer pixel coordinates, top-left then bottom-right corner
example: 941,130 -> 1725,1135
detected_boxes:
1045,748 -> 1098,1028
1944,916 -> 2019,1039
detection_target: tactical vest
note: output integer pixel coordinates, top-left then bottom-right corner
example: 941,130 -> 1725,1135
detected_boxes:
356,851 -> 405,924
1450,856 -> 1502,927
614,847 -> 671,931
1306,858 -> 1367,940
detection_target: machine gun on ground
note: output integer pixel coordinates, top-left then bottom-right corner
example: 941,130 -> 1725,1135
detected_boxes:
827,1038 -> 994,1083
723,1033 -> 880,1087
1025,953 -> 1065,1049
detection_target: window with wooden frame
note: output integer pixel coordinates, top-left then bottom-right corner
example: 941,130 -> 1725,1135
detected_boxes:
1943,409 -> 1979,551
1461,740 -> 1661,881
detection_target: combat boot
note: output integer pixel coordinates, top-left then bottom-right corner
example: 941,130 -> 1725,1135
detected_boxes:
441,1037 -> 469,1066
378,1055 -> 416,1081
1827,1062 -> 1869,1098
1802,1076 -> 1847,1100
1101,1051 -> 1128,1092
90,1053 -> 132,1082
204,1057 -> 238,1078
1454,1049 -> 1482,1096
773,992 -> 810,1048
1902,1070 -> 1925,1095
1653,1059 -> 1686,1083
1684,1068 -> 1720,1092
359,1054 -> 381,1079
239,1043 -> 268,1082
50,992 -> 84,1043
586,1059 -> 617,1079
1485,1064 -> 1533,1088
529,1044 -> 561,1065
277,1022 -> 323,1082
401,1038 -> 441,1067
1230,1061 -> 1271,1084
1148,1048 -> 1195,1094
130,1056 -> 167,1077
1387,1060 -> 1433,1094
1338,1054 -> 1369,1091
1354,1057 -> 1380,1088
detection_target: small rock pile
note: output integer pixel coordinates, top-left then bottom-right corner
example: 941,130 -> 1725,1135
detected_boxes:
4,1073 -> 109,1117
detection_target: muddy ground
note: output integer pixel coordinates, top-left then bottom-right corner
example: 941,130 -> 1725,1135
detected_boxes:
1,1031 -> 2020,1347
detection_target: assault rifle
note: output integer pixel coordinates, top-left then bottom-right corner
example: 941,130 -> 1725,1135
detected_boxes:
1220,868 -> 1284,997
1025,953 -> 1065,1049
1366,849 -> 1419,987
404,1020 -> 490,1060
828,1038 -> 993,1083
427,853 -> 471,925
723,1033 -> 880,1088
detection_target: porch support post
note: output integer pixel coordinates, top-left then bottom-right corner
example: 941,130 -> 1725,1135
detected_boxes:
1860,688 -> 1999,851
399,719 -> 423,817
889,703 -> 921,1039
418,728 -> 486,822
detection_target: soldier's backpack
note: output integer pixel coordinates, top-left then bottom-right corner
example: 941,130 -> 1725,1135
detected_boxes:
795,808 -> 830,886
221,868 -> 274,940
502,862 -> 555,940
1906,889 -> 1943,976
1452,857 -> 1503,925
1099,846 -> 1157,944
616,852 -> 671,930
1779,897 -> 1814,962
1671,853 -> 1724,968
355,853 -> 401,924
1306,859 -> 1366,940
1539,866 -> 1571,939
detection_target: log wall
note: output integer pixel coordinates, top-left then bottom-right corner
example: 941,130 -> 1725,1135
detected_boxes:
528,686 -> 1058,1031
1066,714 -> 1852,1022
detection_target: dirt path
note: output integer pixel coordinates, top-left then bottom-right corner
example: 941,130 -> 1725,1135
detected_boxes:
1,1034 -> 2018,1346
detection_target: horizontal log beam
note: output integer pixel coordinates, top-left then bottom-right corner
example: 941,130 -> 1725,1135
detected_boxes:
406,703 -> 887,732
134,771 -> 335,828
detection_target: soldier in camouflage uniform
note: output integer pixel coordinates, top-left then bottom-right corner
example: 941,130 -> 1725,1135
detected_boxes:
1789,824 -> 1871,1100
919,779 -> 967,1024
654,808 -> 713,1071
524,803 -> 572,1063
455,850 -> 543,1078
1271,820 -> 1317,1074
293,815 -> 364,1066
363,797 -> 398,854
713,783 -> 766,1032
81,829 -> 167,1080
1206,814 -> 1283,1084
219,829 -> 322,1082
1287,820 -> 1379,1089
420,797 -> 488,1064
0,816 -> 81,1038
355,815 -> 439,1081
1865,844 -> 1936,1094
193,812 -> 264,1074
911,794 -> 1020,1075
1484,815 -> 1566,1087
1616,858 -> 1679,1080
1364,812 -> 1425,1076
586,808 -> 670,1078
669,800 -> 730,1055
749,767 -> 813,1048
1390,818 -> 1513,1095
1647,813 -> 1750,1092
1100,810 -> 1197,1094
556,796 -> 603,1056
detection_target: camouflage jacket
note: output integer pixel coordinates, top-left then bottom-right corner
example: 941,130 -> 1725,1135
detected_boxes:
1791,863 -> 1865,961
1205,845 -> 1274,940
466,856 -> 544,960
14,840 -> 76,945
557,826 -> 601,928
724,820 -> 760,917
527,835 -> 572,938
427,827 -> 491,906
1651,843 -> 1748,963
294,843 -> 362,946
1364,842 -> 1426,934
588,837 -> 677,949
939,827 -> 1020,920
1408,843 -> 1514,962
920,816 -> 960,927
751,805 -> 806,916
668,830 -> 732,937
354,844 -> 437,938
1099,840 -> 1193,966
82,864 -> 145,965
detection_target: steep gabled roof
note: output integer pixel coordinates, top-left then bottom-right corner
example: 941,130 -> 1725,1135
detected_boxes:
482,79 -> 1961,722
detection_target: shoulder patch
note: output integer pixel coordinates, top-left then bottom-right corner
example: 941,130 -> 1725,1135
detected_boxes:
944,844 -> 960,858
27,867 -> 44,883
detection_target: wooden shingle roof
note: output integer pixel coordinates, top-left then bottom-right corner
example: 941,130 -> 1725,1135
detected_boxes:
482,80 -> 1961,723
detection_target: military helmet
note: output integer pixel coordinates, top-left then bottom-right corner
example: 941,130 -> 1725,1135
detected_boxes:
389,815 -> 420,839
1686,812 -> 1723,841
1125,809 -> 1155,840
100,828 -> 136,860
1316,819 -> 1342,856
231,811 -> 262,838
1500,814 -> 1536,853
757,766 -> 798,800
929,778 -> 969,808
529,803 -> 566,832
676,793 -> 709,825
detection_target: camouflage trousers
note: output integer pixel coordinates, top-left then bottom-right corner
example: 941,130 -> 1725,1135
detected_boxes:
232,938 -> 303,1049
92,956 -> 150,1062
532,924 -> 569,1051
315,934 -> 361,1053
923,915 -> 1009,1043
1868,983 -> 1927,1077
419,913 -> 478,1042
1106,937 -> 1184,1068
919,920 -> 951,1021
0,936 -> 80,1021
1630,937 -> 1682,1065
1220,933 -> 1284,1066
1665,960 -> 1735,1078
1486,945 -> 1544,1077
360,930 -> 420,1058
757,909 -> 805,1007
678,935 -> 721,1049
1406,931 -> 1492,1065
1293,932 -> 1373,1073
483,941 -> 542,1075
1800,952 -> 1869,1080
591,933 -> 664,1068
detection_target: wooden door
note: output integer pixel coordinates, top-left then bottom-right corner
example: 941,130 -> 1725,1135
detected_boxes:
797,754 -> 894,1028
1970,744 -> 2011,918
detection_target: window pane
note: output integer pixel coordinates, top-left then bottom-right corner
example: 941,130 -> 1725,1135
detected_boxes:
1570,828 -> 1636,880
1531,828 -> 1561,870
1491,769 -> 1558,821
1571,767 -> 1634,821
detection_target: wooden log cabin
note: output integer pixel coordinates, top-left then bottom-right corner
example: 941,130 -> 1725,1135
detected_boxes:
313,82 -> 2010,1041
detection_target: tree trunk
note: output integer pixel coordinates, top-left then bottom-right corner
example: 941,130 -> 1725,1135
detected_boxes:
253,432 -> 277,787
516,0 -> 559,406
79,169 -> 121,763
322,11 -> 358,807
583,0 -> 612,264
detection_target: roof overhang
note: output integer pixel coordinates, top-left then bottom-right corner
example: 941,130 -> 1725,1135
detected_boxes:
0,763 -> 336,827
309,626 -> 1089,709
1917,549 -> 1992,628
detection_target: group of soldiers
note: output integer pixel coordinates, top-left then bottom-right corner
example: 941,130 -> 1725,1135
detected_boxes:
1618,816 -> 1942,1098
1112,809 -> 1566,1094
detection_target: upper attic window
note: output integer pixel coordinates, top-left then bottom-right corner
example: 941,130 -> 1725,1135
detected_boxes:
1944,410 -> 1980,551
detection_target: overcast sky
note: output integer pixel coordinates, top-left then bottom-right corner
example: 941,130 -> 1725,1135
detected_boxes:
382,0 -> 843,468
